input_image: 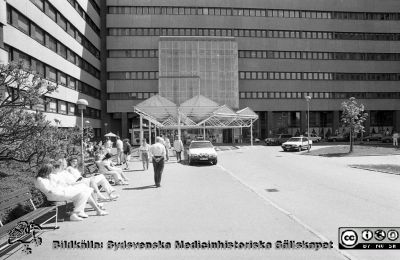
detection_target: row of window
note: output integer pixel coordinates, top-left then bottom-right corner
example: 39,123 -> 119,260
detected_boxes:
108,92 -> 158,100
7,45 -> 101,99
107,6 -> 400,21
240,92 -> 400,99
21,3 -> 100,58
239,71 -> 400,81
64,0 -> 100,34
108,71 -> 400,81
108,27 -> 400,41
239,50 -> 400,61
108,49 -> 159,58
7,6 -> 100,78
108,49 -> 400,61
108,71 -> 159,80
31,96 -> 101,119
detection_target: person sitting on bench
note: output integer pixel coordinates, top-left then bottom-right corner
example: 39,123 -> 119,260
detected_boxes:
35,164 -> 108,221
66,157 -> 119,201
96,153 -> 129,185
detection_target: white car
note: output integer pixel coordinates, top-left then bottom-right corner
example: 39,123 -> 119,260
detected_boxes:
281,137 -> 313,152
188,140 -> 218,165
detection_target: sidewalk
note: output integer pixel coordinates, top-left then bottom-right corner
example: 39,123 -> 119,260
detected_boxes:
14,157 -> 343,260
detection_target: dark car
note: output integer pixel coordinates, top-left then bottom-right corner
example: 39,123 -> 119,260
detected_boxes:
264,134 -> 292,145
362,133 -> 383,142
327,134 -> 349,142
381,135 -> 397,143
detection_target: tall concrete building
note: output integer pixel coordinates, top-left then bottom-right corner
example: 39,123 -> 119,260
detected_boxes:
106,0 -> 400,140
1,0 -> 102,137
2,0 -> 400,142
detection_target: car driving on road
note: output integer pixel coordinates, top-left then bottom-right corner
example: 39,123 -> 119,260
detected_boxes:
188,140 -> 218,165
281,137 -> 313,151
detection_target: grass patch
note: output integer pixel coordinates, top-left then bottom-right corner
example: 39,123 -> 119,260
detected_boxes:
303,145 -> 400,157
350,164 -> 400,175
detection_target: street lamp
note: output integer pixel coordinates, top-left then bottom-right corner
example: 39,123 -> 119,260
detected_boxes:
305,96 -> 312,152
77,99 -> 88,174
104,122 -> 108,134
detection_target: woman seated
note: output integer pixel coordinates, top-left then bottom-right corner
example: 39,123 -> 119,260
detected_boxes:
96,153 -> 129,185
66,157 -> 119,201
34,164 -> 108,221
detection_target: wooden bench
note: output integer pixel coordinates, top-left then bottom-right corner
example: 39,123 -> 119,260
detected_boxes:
0,187 -> 59,257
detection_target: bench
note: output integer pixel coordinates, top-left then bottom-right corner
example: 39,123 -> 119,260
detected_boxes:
0,187 -> 59,257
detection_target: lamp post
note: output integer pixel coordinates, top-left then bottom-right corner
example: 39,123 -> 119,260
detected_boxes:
305,96 -> 312,152
104,122 -> 108,134
77,99 -> 88,174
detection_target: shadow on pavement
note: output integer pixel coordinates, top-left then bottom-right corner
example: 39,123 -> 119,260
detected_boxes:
123,169 -> 144,172
123,185 -> 157,191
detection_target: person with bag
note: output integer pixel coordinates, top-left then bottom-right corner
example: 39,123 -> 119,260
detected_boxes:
139,139 -> 151,170
122,139 -> 132,170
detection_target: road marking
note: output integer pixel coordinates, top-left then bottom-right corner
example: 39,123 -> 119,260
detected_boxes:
217,164 -> 357,260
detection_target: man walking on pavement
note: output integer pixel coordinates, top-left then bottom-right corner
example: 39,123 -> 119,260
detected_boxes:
150,137 -> 166,188
116,136 -> 123,165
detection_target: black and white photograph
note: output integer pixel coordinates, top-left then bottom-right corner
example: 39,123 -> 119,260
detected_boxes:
0,0 -> 400,259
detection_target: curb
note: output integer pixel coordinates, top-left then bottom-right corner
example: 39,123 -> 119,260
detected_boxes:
349,165 -> 400,175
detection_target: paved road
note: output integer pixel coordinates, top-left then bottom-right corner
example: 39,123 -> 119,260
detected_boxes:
9,152 -> 344,260
218,146 -> 400,260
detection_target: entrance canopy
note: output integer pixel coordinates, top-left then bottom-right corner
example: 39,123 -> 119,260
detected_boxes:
133,94 -> 258,129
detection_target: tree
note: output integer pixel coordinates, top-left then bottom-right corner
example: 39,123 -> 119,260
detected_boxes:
0,61 -> 56,109
341,97 -> 368,153
0,60 -> 57,165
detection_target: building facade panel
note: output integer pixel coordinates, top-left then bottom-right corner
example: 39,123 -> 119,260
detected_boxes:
107,58 -> 158,71
107,80 -> 158,93
106,0 -> 398,12
238,60 -> 400,73
3,26 -> 100,89
239,80 -> 400,92
107,15 -> 399,34
7,0 -> 100,67
49,0 -> 100,50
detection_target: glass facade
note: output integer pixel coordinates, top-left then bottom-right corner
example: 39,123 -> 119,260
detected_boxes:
159,37 -> 239,108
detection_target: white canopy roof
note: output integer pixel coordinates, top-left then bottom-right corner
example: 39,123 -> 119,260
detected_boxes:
134,94 -> 258,129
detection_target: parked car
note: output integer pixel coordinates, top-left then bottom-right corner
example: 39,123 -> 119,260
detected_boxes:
307,133 -> 322,143
187,140 -> 218,165
362,133 -> 383,142
382,135 -> 394,143
281,137 -> 313,152
327,134 -> 349,142
265,134 -> 292,145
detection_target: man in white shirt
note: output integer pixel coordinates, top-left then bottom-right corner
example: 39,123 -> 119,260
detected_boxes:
116,136 -> 123,165
393,132 -> 399,148
150,137 -> 166,187
173,135 -> 184,162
